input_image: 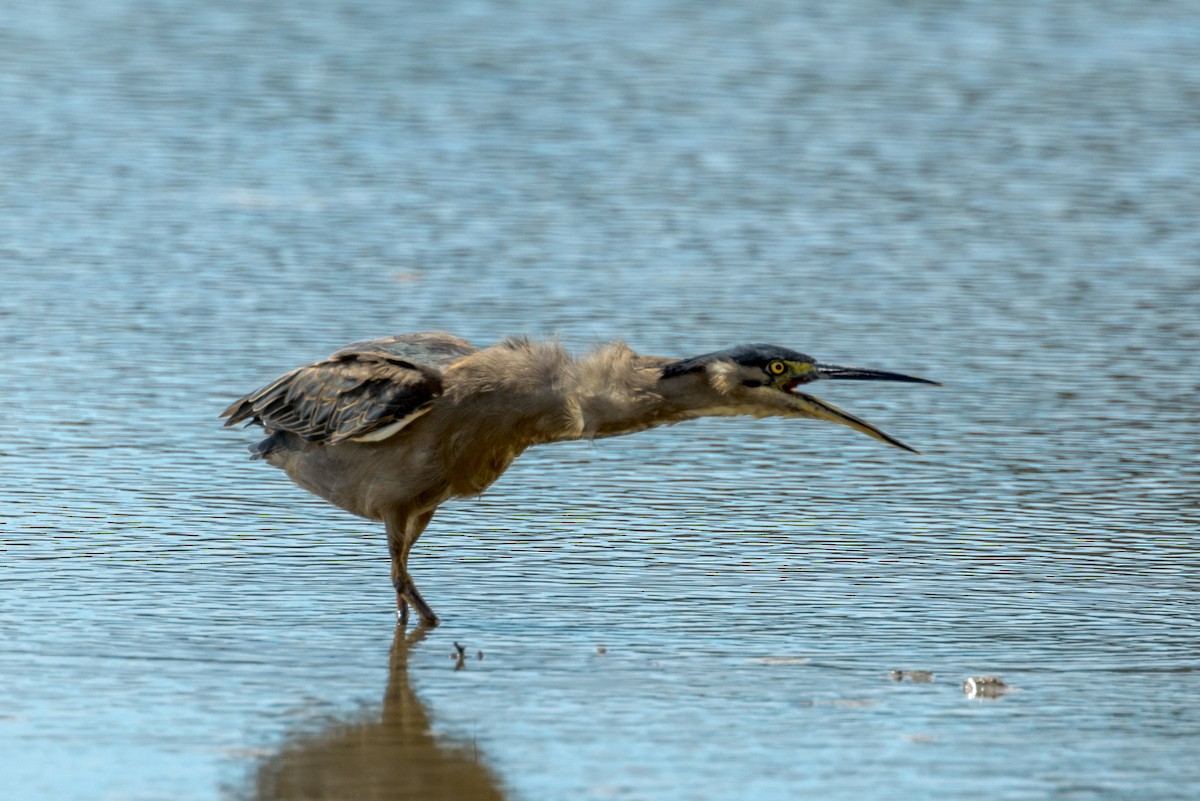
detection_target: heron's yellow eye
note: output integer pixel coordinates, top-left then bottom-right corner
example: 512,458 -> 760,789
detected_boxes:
768,360 -> 787,376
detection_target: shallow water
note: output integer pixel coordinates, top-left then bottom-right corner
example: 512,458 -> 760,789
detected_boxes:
3,1 -> 1199,799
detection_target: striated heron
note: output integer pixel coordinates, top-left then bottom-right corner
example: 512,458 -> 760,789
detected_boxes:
222,332 -> 937,627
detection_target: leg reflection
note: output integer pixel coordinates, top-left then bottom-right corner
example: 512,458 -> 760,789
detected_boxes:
250,626 -> 505,801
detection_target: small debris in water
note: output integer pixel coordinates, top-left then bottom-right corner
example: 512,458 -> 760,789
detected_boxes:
452,642 -> 467,671
962,676 -> 1008,699
752,656 -> 810,665
596,646 -> 607,654
476,650 -> 484,661
890,670 -> 934,683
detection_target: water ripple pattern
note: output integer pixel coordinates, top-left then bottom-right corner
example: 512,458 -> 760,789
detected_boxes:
2,1 -> 1198,800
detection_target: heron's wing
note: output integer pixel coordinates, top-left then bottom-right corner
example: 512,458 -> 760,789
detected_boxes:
222,350 -> 450,444
331,332 -> 478,370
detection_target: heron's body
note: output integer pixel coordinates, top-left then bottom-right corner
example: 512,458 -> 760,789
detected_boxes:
223,332 -> 936,627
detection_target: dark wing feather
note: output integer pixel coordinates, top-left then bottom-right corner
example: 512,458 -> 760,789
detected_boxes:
222,351 -> 445,445
222,332 -> 479,445
331,332 -> 477,370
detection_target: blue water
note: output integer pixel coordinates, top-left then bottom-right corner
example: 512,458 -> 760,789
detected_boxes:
3,1 -> 1199,799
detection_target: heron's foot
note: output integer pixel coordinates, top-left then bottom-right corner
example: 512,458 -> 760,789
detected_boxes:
394,578 -> 440,628
404,587 -> 440,628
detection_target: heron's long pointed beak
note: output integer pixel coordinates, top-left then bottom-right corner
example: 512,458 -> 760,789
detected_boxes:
781,361 -> 936,452
786,391 -> 921,453
814,363 -> 940,385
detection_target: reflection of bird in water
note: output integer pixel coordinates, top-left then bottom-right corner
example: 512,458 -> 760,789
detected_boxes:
223,332 -> 937,626
250,627 -> 506,801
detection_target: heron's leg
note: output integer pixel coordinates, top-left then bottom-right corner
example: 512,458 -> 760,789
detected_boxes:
386,524 -> 409,625
386,510 -> 439,628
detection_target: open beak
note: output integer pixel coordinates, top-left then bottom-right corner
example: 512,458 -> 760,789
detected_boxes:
785,362 -> 938,453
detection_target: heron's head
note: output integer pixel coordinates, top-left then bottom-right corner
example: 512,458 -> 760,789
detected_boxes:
662,344 -> 939,452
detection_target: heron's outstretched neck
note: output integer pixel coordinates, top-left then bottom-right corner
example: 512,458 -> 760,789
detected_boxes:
447,340 -> 722,445
568,346 -> 724,440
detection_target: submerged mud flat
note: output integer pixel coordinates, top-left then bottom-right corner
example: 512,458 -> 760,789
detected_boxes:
3,0 -> 1200,799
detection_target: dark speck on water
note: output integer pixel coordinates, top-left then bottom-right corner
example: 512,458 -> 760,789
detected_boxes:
963,676 -> 1011,700
3,1 -> 1200,799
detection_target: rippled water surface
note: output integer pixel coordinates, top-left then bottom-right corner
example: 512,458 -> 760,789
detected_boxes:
3,1 -> 1199,799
